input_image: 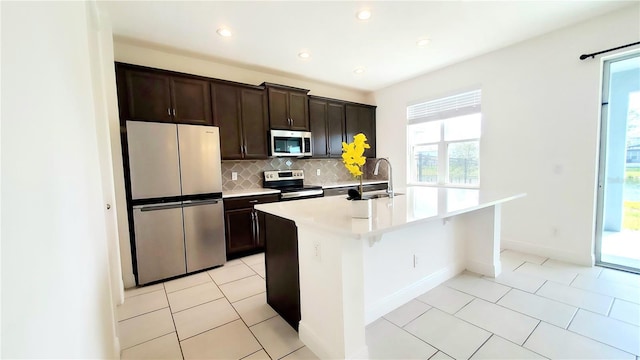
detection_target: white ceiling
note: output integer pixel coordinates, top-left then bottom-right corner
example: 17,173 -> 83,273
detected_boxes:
100,1 -> 634,92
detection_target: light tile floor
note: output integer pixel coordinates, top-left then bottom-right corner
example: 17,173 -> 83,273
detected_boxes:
118,250 -> 640,359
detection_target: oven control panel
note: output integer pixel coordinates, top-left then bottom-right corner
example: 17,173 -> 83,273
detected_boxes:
264,170 -> 304,182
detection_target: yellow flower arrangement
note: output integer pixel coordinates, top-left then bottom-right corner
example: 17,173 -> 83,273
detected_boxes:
342,133 -> 370,199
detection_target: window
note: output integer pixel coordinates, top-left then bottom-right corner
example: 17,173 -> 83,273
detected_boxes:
407,89 -> 481,186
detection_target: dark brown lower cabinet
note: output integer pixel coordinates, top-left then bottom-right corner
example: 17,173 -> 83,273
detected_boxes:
261,212 -> 300,331
223,194 -> 279,260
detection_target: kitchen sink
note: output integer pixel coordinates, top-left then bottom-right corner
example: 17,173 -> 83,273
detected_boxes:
362,192 -> 404,199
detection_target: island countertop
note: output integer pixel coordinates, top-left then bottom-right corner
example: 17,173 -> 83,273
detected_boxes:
255,186 -> 526,238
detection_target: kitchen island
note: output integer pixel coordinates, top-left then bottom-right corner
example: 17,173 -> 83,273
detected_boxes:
255,187 -> 525,359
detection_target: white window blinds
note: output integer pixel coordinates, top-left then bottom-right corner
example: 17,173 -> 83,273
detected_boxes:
407,89 -> 481,124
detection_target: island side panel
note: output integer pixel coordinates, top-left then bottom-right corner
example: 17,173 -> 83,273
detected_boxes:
454,204 -> 502,277
263,212 -> 301,330
297,226 -> 368,359
362,219 -> 465,324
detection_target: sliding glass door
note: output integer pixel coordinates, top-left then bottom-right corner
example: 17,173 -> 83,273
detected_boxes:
595,52 -> 640,273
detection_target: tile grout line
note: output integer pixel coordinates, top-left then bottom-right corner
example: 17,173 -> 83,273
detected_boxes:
548,318 -> 639,357
467,333 -> 493,359
240,348 -> 269,360
606,297 -> 616,317
120,331 -> 177,353
521,320 -> 541,346
221,261 -> 274,359
276,344 -> 305,360
118,304 -> 170,323
163,282 -> 186,360
383,303 -> 432,328
533,279 -> 548,294
396,309 -> 455,353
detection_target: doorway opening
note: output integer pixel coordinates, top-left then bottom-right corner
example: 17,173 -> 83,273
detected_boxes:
595,52 -> 640,273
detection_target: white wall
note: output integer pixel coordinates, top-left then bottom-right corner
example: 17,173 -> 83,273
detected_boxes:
373,5 -> 640,265
1,2 -> 117,357
109,37 -> 372,287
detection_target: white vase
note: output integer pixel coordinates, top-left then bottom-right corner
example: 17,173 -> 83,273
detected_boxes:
351,199 -> 372,218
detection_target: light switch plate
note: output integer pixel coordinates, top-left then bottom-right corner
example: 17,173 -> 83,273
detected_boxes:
316,169 -> 321,176
231,172 -> 238,181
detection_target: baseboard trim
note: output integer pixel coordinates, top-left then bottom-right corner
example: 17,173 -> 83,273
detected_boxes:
466,259 -> 501,278
502,238 -> 593,266
364,262 -> 464,324
299,321 -> 366,359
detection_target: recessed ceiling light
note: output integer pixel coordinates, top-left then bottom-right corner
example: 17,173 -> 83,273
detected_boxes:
417,38 -> 431,47
353,67 -> 365,74
356,9 -> 371,20
298,51 -> 311,59
216,27 -> 232,37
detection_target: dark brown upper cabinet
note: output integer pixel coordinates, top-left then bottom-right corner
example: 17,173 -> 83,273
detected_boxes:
346,103 -> 377,158
264,83 -> 310,131
115,63 -> 212,125
309,97 -> 345,158
211,81 -> 269,160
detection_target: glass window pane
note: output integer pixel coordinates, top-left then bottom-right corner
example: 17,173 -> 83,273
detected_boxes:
448,141 -> 479,185
412,144 -> 438,183
409,121 -> 441,144
444,113 -> 481,141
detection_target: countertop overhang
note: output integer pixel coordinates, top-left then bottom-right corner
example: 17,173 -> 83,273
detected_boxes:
255,186 -> 526,238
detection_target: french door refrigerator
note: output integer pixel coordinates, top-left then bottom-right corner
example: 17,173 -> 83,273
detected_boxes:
126,121 -> 226,285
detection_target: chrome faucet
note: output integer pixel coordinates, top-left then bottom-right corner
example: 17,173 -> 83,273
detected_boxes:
373,158 -> 393,198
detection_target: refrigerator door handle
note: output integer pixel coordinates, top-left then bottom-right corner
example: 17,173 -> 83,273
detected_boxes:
182,199 -> 221,208
135,202 -> 183,212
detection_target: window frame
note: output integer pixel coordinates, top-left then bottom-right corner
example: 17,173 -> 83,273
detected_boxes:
406,90 -> 482,189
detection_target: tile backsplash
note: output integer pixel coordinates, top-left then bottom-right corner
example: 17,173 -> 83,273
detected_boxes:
222,158 -> 389,191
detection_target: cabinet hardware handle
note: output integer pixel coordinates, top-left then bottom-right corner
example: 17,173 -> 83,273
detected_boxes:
250,210 -> 257,240
255,212 -> 260,241
249,200 -> 259,203
172,108 -> 176,117
291,118 -> 294,125
167,108 -> 171,116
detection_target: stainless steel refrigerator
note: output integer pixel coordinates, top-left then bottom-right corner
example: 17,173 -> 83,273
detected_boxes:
126,121 -> 226,285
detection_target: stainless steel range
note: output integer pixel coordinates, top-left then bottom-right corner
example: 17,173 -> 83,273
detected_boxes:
263,170 -> 323,201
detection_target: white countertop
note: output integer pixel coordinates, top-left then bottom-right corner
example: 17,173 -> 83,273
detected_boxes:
309,179 -> 388,189
223,188 -> 281,198
255,186 -> 526,238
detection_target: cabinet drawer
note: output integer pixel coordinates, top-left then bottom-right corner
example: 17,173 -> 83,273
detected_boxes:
224,194 -> 280,210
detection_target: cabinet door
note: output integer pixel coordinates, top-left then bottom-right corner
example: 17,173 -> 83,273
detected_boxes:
327,102 -> 345,158
241,88 -> 269,159
346,104 -> 376,158
224,208 -> 256,256
171,77 -> 212,125
125,70 -> 172,122
309,99 -> 329,158
212,83 -> 243,160
288,92 -> 309,130
267,88 -> 290,129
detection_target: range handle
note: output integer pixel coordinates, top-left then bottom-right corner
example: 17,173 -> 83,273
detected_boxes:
135,202 -> 183,212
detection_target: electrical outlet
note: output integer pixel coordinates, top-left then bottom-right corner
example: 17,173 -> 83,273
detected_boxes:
231,172 -> 238,181
313,240 -> 321,261
316,169 -> 321,176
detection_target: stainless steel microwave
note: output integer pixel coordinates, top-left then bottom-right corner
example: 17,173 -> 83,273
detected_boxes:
270,130 -> 312,157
